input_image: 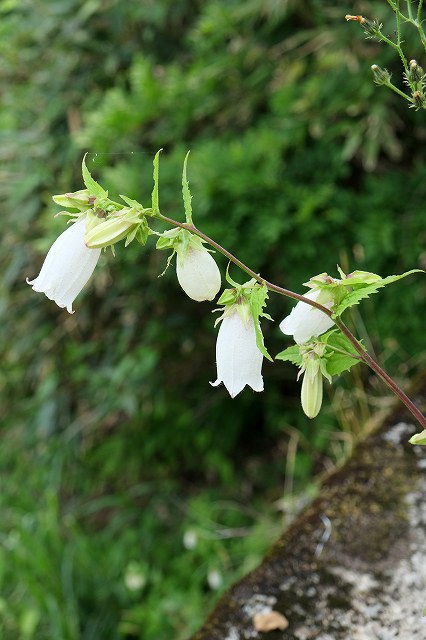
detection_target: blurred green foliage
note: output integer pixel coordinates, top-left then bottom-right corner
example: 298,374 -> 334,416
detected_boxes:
1,0 -> 425,638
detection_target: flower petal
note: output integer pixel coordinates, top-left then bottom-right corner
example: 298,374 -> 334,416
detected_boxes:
27,217 -> 101,313
212,310 -> 264,397
279,290 -> 334,344
177,247 -> 221,301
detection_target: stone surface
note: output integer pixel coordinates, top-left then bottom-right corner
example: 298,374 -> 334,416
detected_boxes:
190,390 -> 426,640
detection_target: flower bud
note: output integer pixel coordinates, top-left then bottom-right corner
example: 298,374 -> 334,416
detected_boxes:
301,360 -> 323,419
411,90 -> 426,110
176,244 -> 221,302
85,210 -> 140,249
409,60 -> 424,83
371,64 -> 391,86
52,190 -> 94,211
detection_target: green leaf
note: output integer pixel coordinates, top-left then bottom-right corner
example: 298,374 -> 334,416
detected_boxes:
322,332 -> 361,377
248,285 -> 272,361
81,154 -> 107,198
182,151 -> 193,225
249,285 -> 269,319
151,149 -> 162,215
333,269 -> 423,317
409,430 -> 426,446
253,320 -> 272,362
275,345 -> 303,366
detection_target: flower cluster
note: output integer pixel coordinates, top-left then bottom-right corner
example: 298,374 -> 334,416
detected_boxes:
28,155 -> 418,424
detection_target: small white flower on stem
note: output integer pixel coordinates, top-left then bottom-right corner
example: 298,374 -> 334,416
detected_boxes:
26,217 -> 101,313
279,289 -> 334,344
211,304 -> 264,398
176,244 -> 221,302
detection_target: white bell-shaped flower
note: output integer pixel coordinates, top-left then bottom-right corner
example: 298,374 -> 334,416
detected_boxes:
279,289 -> 334,344
27,217 -> 101,313
176,246 -> 221,302
211,307 -> 264,398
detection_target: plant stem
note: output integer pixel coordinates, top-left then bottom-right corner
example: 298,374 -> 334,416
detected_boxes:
385,81 -> 413,102
157,213 -> 426,429
334,319 -> 426,428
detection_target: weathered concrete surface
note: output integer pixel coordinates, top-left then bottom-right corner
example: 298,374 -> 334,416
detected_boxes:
190,390 -> 426,640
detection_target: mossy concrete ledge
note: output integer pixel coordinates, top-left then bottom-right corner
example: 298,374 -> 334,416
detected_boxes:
190,389 -> 426,640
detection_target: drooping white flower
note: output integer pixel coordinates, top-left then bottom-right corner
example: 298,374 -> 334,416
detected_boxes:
211,306 -> 264,398
279,289 -> 334,344
27,217 -> 101,313
176,245 -> 221,302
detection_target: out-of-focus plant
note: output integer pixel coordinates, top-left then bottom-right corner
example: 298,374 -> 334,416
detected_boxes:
346,1 -> 426,108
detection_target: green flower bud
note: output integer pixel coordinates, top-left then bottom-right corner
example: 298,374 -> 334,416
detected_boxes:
52,190 -> 95,211
409,60 -> 424,84
411,90 -> 426,110
371,64 -> 391,86
85,209 -> 142,249
300,357 -> 323,419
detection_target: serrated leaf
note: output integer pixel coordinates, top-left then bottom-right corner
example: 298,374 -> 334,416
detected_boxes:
182,151 -> 193,225
251,288 -> 273,355
151,149 -> 162,215
325,351 -> 360,377
275,345 -> 303,366
322,331 -> 361,376
333,269 -> 423,317
81,154 -> 107,198
249,285 -> 269,319
248,285 -> 273,361
254,321 -> 273,362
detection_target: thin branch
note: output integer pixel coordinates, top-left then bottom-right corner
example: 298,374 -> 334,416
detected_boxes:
157,212 -> 426,429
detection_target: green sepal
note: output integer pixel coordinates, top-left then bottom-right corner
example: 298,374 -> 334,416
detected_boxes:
135,222 -> 150,246
275,345 -> 303,366
82,154 -> 108,198
155,227 -> 192,252
333,269 -> 423,317
217,288 -> 239,306
409,430 -> 426,446
125,218 -> 150,247
151,149 -> 162,215
120,194 -> 144,209
182,151 -> 193,225
339,270 -> 382,286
